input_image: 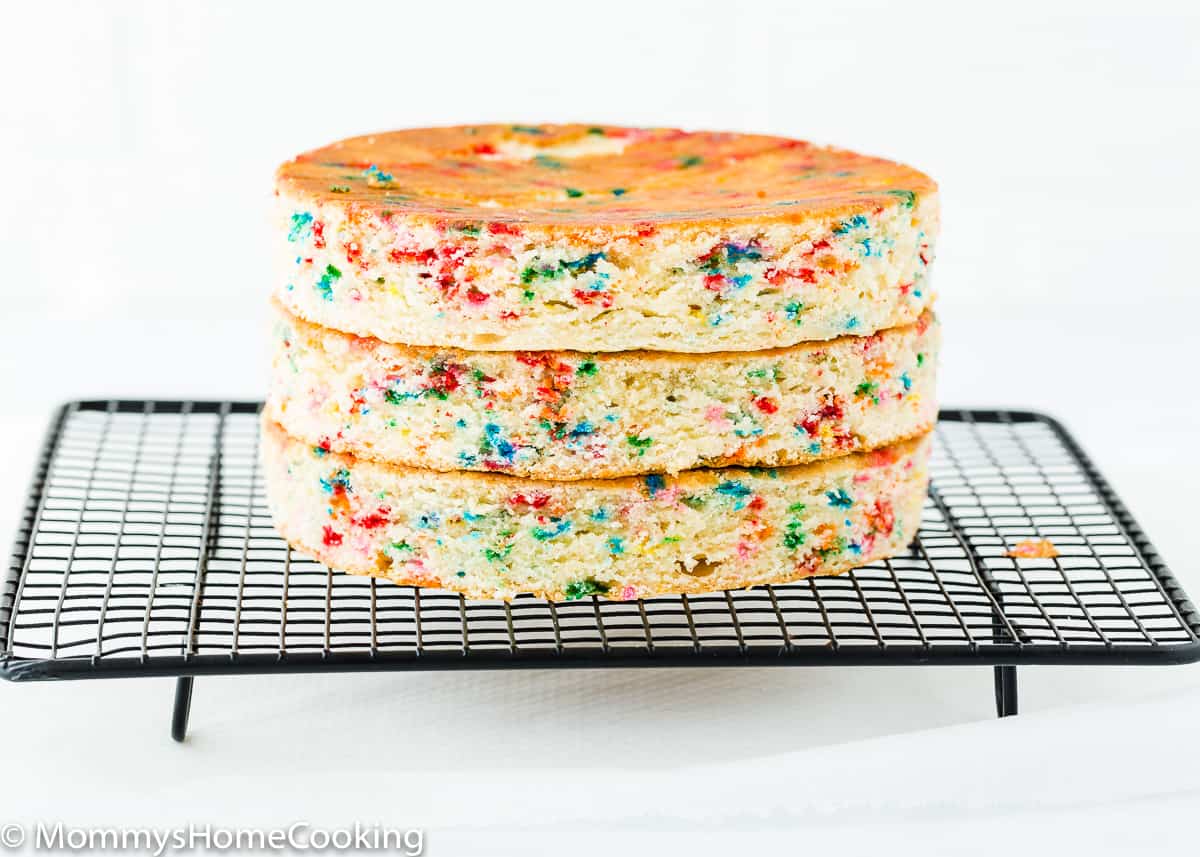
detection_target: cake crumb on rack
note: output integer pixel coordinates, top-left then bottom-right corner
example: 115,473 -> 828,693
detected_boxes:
1006,538 -> 1060,559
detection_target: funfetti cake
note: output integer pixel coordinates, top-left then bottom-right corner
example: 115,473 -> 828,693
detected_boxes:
268,300 -> 939,479
264,124 -> 941,601
275,124 -> 938,353
262,417 -> 930,602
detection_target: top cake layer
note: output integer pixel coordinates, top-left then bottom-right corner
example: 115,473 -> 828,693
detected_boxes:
276,124 -> 938,352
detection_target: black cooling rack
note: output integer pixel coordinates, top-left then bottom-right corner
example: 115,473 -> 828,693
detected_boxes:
3,401 -> 1198,742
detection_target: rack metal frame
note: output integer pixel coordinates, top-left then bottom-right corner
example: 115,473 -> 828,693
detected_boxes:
3,401 -> 1197,742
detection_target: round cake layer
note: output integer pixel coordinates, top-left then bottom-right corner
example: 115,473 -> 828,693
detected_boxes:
261,418 -> 931,601
275,124 -> 938,352
268,301 -> 939,479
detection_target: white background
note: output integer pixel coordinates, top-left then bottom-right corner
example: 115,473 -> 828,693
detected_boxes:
2,1 -> 1199,854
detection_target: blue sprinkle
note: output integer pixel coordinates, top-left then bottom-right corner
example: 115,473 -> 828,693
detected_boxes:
318,469 -> 351,494
590,507 -> 609,522
808,442 -> 821,454
716,480 -> 752,499
607,536 -> 625,555
561,251 -> 606,273
532,519 -> 572,540
569,421 -> 596,439
455,418 -> 467,428
604,414 -> 619,422
645,474 -> 666,496
847,541 -> 862,555
463,511 -> 484,523
833,214 -> 868,235
724,242 -> 763,264
315,264 -> 341,301
416,512 -> 441,530
900,372 -> 912,391
845,316 -> 859,330
484,423 -> 515,461
364,164 -> 393,182
287,212 -> 313,242
825,489 -> 853,509
730,274 -> 752,289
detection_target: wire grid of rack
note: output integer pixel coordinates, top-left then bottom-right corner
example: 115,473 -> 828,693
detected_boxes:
3,400 -> 1199,737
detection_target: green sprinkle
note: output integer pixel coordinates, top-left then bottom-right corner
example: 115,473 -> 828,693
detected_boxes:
884,189 -> 917,209
484,545 -> 513,563
783,524 -> 806,550
587,127 -> 606,135
917,353 -> 925,366
577,360 -> 598,376
611,188 -> 627,196
565,187 -> 584,198
787,502 -> 806,514
520,264 -> 561,284
855,381 -> 879,397
388,541 -> 414,554
330,185 -> 351,193
564,578 -> 610,600
534,154 -> 565,169
511,125 -> 545,135
522,289 -> 535,301
375,277 -> 386,284
626,435 -> 653,453
678,155 -> 703,168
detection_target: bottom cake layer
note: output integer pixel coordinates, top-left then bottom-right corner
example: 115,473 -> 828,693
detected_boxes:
261,417 -> 931,601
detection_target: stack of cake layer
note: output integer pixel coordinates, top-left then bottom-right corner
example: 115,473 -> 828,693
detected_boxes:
264,125 -> 940,601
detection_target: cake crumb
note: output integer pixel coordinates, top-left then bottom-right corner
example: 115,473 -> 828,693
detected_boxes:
1006,538 -> 1060,559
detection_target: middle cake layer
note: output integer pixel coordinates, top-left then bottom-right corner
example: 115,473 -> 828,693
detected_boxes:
269,303 -> 939,479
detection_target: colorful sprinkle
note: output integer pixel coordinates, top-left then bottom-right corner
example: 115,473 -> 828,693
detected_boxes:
564,578 -> 610,599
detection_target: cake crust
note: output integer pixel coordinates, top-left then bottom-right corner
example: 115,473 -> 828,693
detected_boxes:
268,300 -> 939,479
261,417 -> 931,602
275,124 -> 938,352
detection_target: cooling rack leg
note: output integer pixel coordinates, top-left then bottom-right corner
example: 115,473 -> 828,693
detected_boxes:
993,666 -> 1018,717
171,677 -> 194,742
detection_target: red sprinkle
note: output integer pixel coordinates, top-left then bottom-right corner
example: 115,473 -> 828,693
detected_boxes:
321,526 -> 343,547
869,498 -> 895,536
754,396 -> 779,414
352,506 -> 392,530
572,288 -> 614,307
487,222 -> 522,236
765,267 -> 817,286
509,492 -> 550,509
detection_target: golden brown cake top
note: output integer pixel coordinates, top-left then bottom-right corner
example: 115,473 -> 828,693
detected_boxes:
275,124 -> 937,228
